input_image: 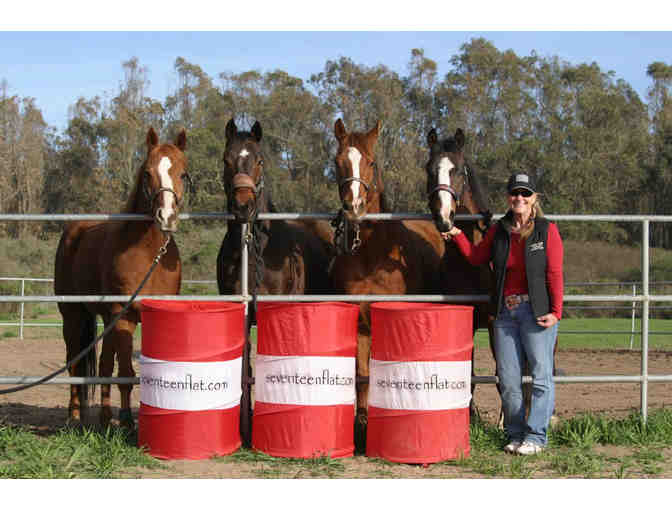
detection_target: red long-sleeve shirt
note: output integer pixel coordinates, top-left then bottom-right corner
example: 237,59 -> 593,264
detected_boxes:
452,222 -> 564,320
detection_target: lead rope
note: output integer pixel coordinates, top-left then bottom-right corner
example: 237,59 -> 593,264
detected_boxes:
331,209 -> 361,254
0,233 -> 172,395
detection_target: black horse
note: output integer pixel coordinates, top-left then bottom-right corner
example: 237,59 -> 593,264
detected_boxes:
216,118 -> 334,317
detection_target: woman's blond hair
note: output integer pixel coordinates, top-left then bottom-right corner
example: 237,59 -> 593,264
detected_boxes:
518,197 -> 544,240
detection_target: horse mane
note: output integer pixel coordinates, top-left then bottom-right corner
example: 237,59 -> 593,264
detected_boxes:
122,159 -> 147,214
465,157 -> 490,213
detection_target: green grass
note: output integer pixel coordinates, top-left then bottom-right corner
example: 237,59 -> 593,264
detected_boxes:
2,410 -> 672,478
223,447 -> 346,478
474,318 -> 672,350
0,425 -> 162,478
443,409 -> 672,479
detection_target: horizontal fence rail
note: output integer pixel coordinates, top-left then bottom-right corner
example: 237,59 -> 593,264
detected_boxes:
1,212 -> 671,424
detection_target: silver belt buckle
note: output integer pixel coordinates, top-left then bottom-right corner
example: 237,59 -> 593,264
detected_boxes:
505,294 -> 522,310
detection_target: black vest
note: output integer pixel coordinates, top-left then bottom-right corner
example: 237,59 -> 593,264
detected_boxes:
491,213 -> 551,318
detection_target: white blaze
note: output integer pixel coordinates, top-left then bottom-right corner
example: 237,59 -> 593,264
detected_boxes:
438,157 -> 454,222
347,147 -> 362,202
240,149 -> 249,158
157,156 -> 175,219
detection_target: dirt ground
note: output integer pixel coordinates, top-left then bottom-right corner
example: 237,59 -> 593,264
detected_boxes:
2,337 -> 672,478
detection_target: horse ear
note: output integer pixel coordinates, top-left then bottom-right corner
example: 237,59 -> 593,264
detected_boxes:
427,128 -> 438,147
334,118 -> 347,141
175,129 -> 187,151
251,121 -> 263,142
455,128 -> 465,150
146,127 -> 159,150
368,120 -> 382,139
225,118 -> 237,141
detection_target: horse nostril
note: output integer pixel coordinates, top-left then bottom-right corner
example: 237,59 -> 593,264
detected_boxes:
343,201 -> 353,213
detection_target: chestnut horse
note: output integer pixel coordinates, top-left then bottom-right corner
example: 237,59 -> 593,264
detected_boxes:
328,119 -> 446,445
425,127 -> 560,422
425,127 -> 495,415
54,127 -> 188,428
216,118 -> 333,309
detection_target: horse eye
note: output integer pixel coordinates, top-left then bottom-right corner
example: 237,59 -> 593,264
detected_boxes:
259,159 -> 264,166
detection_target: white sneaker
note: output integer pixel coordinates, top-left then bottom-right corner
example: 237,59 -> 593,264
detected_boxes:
503,441 -> 522,454
516,440 -> 544,456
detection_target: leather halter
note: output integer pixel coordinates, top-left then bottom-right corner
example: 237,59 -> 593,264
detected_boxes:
428,183 -> 460,202
144,185 -> 181,212
232,172 -> 265,197
338,159 -> 378,197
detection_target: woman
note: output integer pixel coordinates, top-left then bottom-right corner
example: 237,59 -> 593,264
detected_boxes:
442,172 -> 563,455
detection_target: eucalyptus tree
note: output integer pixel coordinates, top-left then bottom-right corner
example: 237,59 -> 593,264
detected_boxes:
645,62 -> 672,247
435,38 -> 538,209
44,97 -> 106,216
0,82 -> 48,237
310,57 -> 427,212
100,57 -> 164,199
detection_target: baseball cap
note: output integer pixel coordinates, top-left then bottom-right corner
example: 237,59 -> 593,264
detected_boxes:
507,173 -> 536,193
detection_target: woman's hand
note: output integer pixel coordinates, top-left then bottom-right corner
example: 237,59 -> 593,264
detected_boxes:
440,226 -> 462,241
536,313 -> 558,328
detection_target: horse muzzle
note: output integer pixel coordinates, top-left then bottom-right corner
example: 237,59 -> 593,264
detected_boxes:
155,207 -> 179,232
342,198 -> 366,222
432,207 -> 454,233
231,174 -> 259,221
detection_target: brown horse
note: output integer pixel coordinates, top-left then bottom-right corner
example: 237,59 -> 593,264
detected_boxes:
425,127 -> 495,415
216,118 -> 334,312
328,119 -> 446,444
54,127 -> 188,428
425,127 -> 560,422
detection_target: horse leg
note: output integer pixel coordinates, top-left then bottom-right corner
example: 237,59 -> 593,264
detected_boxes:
98,323 -> 117,428
62,308 -> 84,424
61,305 -> 97,426
115,318 -> 138,429
354,330 -> 371,453
469,318 -> 479,419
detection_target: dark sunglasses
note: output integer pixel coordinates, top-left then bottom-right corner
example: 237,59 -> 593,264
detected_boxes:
509,189 -> 533,197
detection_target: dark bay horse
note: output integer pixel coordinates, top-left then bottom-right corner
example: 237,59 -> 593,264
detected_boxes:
216,118 -> 334,311
425,127 -> 560,422
54,127 -> 188,428
328,119 -> 446,442
425,127 -> 495,415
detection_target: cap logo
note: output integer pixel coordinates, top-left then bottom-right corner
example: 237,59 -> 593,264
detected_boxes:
516,174 -> 529,183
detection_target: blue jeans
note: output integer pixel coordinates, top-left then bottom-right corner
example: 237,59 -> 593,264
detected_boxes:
493,301 -> 558,446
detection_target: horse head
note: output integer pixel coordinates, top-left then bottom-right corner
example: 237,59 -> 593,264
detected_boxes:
137,127 -> 188,233
425,128 -> 468,233
223,118 -> 265,222
333,118 -> 382,222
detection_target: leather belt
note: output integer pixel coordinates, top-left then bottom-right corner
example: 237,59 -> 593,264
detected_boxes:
504,294 -> 529,310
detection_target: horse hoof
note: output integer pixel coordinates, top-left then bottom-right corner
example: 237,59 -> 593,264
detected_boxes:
119,409 -> 135,429
100,408 -> 112,429
354,409 -> 368,454
66,415 -> 83,430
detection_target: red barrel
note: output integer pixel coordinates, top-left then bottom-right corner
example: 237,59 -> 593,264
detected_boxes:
138,300 -> 245,460
252,302 -> 359,458
367,303 -> 473,463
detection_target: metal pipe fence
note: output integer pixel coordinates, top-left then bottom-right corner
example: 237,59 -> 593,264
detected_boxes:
1,212 -> 672,424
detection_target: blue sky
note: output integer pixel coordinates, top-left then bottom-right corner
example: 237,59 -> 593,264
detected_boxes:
2,4 -> 670,132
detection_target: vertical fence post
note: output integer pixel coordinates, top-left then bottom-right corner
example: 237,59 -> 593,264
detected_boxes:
239,223 -> 252,447
19,278 -> 25,340
629,283 -> 636,350
641,220 -> 649,424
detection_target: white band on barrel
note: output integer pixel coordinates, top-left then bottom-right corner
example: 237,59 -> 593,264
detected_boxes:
255,355 -> 356,406
139,355 -> 242,411
368,359 -> 472,411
